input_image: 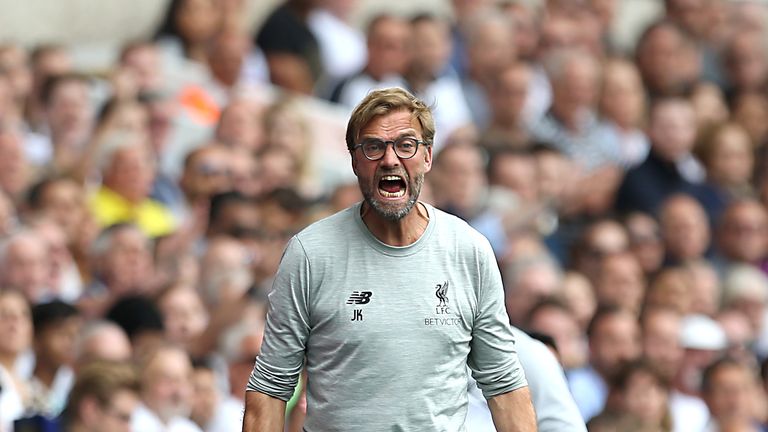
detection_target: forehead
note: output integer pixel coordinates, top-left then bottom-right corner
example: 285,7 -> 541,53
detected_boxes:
359,109 -> 421,138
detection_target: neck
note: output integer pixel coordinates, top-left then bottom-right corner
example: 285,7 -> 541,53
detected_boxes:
34,362 -> 58,387
0,352 -> 17,371
360,201 -> 430,247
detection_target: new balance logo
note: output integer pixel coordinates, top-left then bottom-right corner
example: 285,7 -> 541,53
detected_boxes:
346,291 -> 373,305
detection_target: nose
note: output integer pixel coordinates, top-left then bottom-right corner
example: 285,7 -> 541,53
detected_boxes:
378,142 -> 401,167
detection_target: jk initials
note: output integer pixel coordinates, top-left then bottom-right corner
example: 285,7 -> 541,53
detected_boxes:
351,309 -> 363,321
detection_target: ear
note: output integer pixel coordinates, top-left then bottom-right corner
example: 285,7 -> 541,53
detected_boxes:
423,144 -> 433,173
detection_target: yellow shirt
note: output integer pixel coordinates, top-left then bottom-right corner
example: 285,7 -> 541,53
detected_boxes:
89,186 -> 176,238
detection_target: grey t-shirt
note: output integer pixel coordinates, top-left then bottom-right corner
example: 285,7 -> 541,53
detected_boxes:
247,202 -> 527,431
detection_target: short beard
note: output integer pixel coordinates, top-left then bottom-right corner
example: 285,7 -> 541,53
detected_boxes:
362,172 -> 424,222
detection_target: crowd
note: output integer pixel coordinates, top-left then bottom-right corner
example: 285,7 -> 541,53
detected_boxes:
0,0 -> 768,430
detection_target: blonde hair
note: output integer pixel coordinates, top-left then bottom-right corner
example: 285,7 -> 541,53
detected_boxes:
345,87 -> 435,152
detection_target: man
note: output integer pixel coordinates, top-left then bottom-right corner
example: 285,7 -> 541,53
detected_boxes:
568,305 -> 641,422
60,361 -> 140,432
244,88 -> 535,431
30,300 -> 83,416
131,345 -> 201,432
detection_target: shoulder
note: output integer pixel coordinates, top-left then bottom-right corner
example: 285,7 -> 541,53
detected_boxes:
293,205 -> 358,247
431,205 -> 495,256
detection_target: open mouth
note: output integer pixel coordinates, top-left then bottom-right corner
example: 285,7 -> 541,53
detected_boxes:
378,175 -> 407,198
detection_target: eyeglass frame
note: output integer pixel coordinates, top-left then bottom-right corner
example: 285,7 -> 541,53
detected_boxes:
352,136 -> 431,161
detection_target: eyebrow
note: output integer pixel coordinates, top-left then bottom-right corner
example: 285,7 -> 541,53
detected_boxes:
359,131 -> 419,140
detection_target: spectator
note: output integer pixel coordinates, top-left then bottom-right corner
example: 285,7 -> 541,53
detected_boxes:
29,300 -> 82,416
526,298 -> 588,370
83,224 -> 157,316
0,290 -> 32,429
593,251 -> 646,314
624,211 -> 665,277
568,305 -> 641,422
307,0 -> 367,84
696,121 -> 755,200
460,10 -> 515,128
405,13 -> 472,148
529,48 -> 622,172
329,14 -> 411,108
60,361 -> 140,432
255,0 -> 322,94
598,57 -> 649,169
635,21 -> 698,98
605,360 -> 673,431
483,62 -> 533,150
658,193 -> 711,265
722,265 -> 768,358
89,131 -> 177,238
615,97 -> 721,219
40,73 -> 95,173
702,357 -> 766,432
189,357 -> 243,432
76,320 -> 133,366
0,125 -> 32,202
132,345 -> 201,432
0,229 -> 52,303
715,199 -> 768,272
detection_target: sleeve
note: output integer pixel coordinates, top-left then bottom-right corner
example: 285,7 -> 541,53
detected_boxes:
246,236 -> 311,401
467,237 -> 528,399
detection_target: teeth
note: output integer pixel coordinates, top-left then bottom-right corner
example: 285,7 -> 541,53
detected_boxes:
381,175 -> 403,181
380,189 -> 406,198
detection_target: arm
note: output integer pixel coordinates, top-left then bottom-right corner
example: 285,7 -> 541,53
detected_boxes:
488,386 -> 537,432
242,391 -> 286,432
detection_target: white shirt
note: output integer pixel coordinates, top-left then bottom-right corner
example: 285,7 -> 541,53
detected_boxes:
131,403 -> 203,432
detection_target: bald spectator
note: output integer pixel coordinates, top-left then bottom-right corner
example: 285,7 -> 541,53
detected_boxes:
76,320 -> 133,366
0,229 -> 52,302
133,346 -> 201,432
329,14 -> 411,108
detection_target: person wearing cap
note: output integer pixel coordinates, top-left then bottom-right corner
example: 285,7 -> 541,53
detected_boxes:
243,88 -> 535,431
669,314 -> 728,432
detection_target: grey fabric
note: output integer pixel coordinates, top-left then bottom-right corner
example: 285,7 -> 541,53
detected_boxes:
247,202 -> 527,431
